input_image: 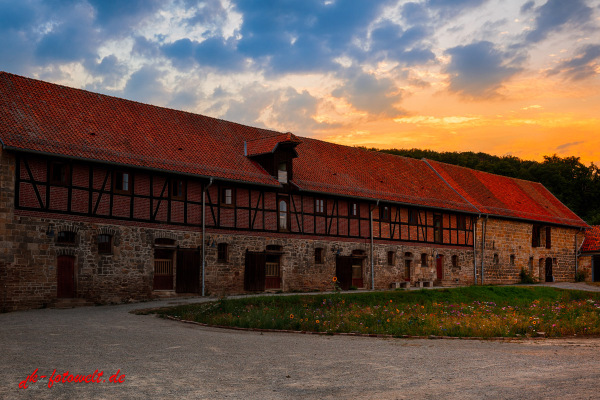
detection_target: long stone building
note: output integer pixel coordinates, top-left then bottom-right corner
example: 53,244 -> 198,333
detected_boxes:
0,72 -> 589,311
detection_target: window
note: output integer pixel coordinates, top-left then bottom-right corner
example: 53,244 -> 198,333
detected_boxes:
155,238 -> 175,246
433,214 -> 443,243
421,253 -> 427,267
278,198 -> 288,231
315,248 -> 323,264
315,199 -> 325,214
98,234 -> 112,254
510,254 -> 515,266
171,179 -> 185,200
57,231 -> 76,244
494,254 -> 499,266
451,255 -> 458,268
114,171 -> 130,193
387,251 -> 395,266
277,162 -> 288,184
545,227 -> 552,249
50,162 -> 69,185
408,209 -> 418,225
349,202 -> 359,217
532,224 -> 541,247
457,215 -> 466,230
379,205 -> 390,221
217,243 -> 228,262
221,187 -> 234,206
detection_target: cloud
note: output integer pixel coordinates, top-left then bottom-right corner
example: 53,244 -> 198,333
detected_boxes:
367,21 -> 436,65
84,55 -> 128,88
233,0 -> 391,74
87,0 -> 164,35
332,69 -> 405,117
123,66 -> 170,105
222,84 -> 331,134
548,44 -> 600,81
556,141 -> 585,151
444,41 -> 522,98
425,0 -> 491,18
525,0 -> 593,43
520,1 -> 535,14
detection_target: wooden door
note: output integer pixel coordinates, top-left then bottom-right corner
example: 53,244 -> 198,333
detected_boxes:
436,255 -> 443,280
245,251 -> 266,291
336,256 -> 353,290
404,260 -> 411,281
57,255 -> 75,298
545,258 -> 553,282
176,249 -> 200,293
593,256 -> 600,282
265,254 -> 281,289
153,249 -> 173,290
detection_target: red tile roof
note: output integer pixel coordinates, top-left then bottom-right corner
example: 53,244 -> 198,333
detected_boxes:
0,72 -> 588,228
293,138 -> 478,213
582,226 -> 600,253
0,72 -> 280,186
425,159 -> 588,228
246,132 -> 301,156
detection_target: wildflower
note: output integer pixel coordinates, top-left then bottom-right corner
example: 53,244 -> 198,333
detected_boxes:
387,319 -> 390,322
390,300 -> 393,303
316,320 -> 320,324
290,314 -> 294,319
333,277 -> 338,282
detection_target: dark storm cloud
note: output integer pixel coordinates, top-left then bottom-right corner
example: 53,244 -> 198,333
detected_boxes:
444,41 -> 522,98
525,0 -> 593,43
548,44 -> 600,81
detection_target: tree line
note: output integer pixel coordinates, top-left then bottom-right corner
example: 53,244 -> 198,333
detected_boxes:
374,148 -> 600,226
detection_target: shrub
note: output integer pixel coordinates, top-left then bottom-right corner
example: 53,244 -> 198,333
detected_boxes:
349,285 -> 358,290
519,269 -> 535,284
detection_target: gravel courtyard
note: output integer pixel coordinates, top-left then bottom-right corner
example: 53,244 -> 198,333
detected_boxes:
2,284 -> 600,399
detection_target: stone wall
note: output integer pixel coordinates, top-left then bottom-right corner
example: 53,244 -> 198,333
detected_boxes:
474,218 -> 583,284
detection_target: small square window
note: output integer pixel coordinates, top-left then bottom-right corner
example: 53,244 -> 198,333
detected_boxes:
50,162 -> 69,185
457,215 -> 466,230
171,179 -> 186,200
57,231 -> 76,244
451,255 -> 459,268
114,171 -> 131,193
277,162 -> 288,184
221,188 -> 234,206
217,243 -> 228,262
98,234 -> 112,254
315,199 -> 325,214
315,248 -> 323,264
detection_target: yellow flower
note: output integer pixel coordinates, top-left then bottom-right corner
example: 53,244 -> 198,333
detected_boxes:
333,277 -> 338,282
290,314 -> 294,319
316,320 -> 320,324
387,319 -> 390,322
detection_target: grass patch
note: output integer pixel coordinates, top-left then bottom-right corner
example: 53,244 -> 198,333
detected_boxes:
153,286 -> 600,338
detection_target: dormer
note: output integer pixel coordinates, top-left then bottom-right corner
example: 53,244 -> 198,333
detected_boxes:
245,133 -> 301,184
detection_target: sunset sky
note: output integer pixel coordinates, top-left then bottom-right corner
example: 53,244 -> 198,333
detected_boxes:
1,0 -> 599,165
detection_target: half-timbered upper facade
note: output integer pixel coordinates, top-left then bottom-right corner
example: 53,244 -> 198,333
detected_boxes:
0,72 -> 589,311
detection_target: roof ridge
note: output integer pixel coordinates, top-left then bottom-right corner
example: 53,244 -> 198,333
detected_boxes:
422,158 -> 481,214
424,157 -> 543,185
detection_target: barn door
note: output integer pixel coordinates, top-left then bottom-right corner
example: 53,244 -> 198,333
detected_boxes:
57,255 -> 75,298
176,249 -> 200,293
245,251 -> 266,291
336,256 -> 353,290
153,249 -> 174,290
